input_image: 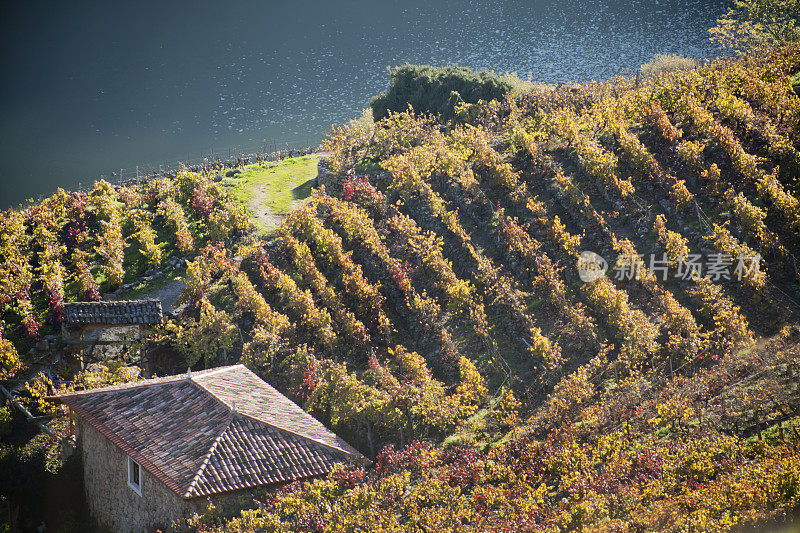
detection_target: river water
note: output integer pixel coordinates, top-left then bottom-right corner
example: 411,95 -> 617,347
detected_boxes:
0,0 -> 727,207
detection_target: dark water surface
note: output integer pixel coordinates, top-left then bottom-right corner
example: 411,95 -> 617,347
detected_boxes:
0,0 -> 727,207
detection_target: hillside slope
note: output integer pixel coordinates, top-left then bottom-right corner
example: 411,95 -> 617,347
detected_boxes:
185,45 -> 800,531
2,45 -> 800,532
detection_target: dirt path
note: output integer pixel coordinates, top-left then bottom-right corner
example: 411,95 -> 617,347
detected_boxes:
242,155 -> 319,234
139,279 -> 187,314
248,186 -> 285,233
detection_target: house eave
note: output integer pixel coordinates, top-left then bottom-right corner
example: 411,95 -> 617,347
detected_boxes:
66,401 -> 186,496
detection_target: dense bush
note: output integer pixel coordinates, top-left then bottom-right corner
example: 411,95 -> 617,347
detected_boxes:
640,53 -> 699,77
370,64 -> 512,121
710,0 -> 800,50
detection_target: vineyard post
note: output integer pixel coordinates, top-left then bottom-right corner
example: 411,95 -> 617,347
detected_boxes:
367,421 -> 375,458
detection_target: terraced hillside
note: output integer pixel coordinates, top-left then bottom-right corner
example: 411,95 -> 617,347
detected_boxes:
196,44 -> 800,411
187,45 -> 799,532
2,46 -> 800,532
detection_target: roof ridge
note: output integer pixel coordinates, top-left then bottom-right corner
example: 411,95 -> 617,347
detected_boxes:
191,365 -> 243,383
193,365 -> 361,457
186,375 -> 241,419
235,410 -> 360,457
185,415 -> 354,499
234,367 -> 360,455
184,411 -> 236,498
189,366 -> 245,409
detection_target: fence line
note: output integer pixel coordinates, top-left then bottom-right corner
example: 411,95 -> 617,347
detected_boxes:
21,139 -> 319,207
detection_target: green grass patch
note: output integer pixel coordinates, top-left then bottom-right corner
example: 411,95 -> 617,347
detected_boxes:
225,155 -> 320,217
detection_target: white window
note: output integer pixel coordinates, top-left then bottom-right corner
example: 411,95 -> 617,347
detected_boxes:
127,457 -> 142,496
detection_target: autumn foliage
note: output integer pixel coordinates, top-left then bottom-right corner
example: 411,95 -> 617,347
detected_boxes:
8,43 -> 800,533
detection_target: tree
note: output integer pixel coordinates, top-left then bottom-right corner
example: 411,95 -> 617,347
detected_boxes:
0,435 -> 47,531
165,297 -> 238,367
710,0 -> 800,51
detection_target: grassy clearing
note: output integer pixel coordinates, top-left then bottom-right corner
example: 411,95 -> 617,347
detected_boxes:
99,157 -> 320,301
225,155 -> 319,222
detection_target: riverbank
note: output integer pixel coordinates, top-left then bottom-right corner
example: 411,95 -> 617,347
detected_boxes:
1,0 -> 728,208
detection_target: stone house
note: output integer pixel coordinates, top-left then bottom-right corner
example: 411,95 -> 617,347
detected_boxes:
49,365 -> 364,532
62,300 -> 164,359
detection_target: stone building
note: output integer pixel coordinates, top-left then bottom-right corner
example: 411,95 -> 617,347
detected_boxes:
62,300 -> 163,358
49,365 -> 363,532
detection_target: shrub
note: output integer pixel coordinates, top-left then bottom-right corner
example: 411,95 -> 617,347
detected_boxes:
370,64 -> 512,121
640,54 -> 699,77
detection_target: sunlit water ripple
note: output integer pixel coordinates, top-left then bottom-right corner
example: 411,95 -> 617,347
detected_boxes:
0,0 -> 727,206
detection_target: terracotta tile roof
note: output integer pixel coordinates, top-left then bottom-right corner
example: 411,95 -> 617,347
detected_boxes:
50,365 -> 363,498
64,300 -> 163,326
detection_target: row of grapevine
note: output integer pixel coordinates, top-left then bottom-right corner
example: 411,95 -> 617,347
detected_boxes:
340,173 -> 489,340
382,130 -> 568,370
283,206 -> 392,341
278,232 -> 371,350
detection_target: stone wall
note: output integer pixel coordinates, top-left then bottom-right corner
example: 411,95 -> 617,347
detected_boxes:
78,420 -> 272,532
315,157 -> 344,196
79,420 -> 204,532
73,325 -> 141,343
64,325 -> 142,360
315,157 -> 392,197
